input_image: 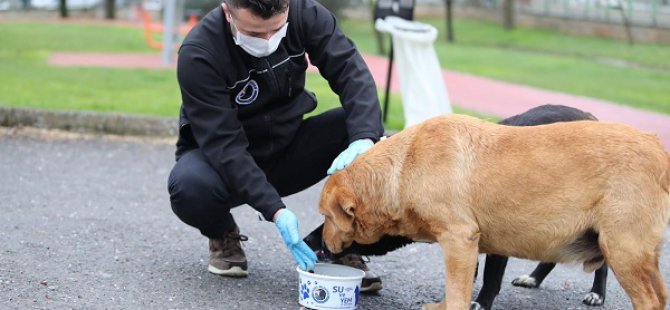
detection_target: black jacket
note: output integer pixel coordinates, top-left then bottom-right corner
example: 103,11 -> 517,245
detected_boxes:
175,0 -> 383,221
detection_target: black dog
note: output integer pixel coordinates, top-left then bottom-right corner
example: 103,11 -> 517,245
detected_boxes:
304,104 -> 607,309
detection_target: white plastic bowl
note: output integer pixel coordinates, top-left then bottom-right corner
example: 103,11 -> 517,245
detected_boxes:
296,263 -> 365,310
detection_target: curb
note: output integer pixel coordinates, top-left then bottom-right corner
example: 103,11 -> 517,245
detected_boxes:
0,106 -> 403,140
0,106 -> 178,137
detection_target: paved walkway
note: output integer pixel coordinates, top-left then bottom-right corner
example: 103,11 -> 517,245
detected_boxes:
47,52 -> 670,150
4,128 -> 668,309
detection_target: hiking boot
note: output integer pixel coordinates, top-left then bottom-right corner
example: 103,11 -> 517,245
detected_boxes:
331,253 -> 382,293
207,226 -> 249,277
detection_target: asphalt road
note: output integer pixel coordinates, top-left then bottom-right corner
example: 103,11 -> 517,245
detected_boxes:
1,127 -> 669,310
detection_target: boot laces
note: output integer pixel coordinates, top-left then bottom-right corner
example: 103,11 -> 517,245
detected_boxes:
222,231 -> 248,244
220,231 -> 248,256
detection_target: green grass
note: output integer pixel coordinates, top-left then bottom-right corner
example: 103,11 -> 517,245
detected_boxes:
1,18 -> 669,131
0,23 -> 150,52
0,21 -> 481,129
0,23 -> 182,116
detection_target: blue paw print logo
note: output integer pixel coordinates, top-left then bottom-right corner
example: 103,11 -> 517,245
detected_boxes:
354,286 -> 360,305
301,283 -> 310,300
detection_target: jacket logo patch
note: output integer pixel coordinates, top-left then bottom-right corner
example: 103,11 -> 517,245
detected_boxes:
235,80 -> 259,105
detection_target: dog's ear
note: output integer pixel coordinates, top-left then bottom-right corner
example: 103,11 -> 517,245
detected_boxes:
320,173 -> 357,234
329,187 -> 356,234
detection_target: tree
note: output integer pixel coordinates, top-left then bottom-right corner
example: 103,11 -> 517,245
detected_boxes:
445,0 -> 453,42
615,0 -> 634,45
502,0 -> 515,30
105,0 -> 115,19
59,0 -> 68,18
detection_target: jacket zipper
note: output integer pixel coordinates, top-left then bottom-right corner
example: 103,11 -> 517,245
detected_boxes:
264,58 -> 280,97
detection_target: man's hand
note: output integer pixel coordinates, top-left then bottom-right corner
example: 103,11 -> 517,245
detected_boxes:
327,139 -> 374,175
274,209 -> 318,271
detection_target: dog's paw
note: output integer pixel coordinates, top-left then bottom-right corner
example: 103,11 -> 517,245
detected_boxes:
582,292 -> 605,306
511,275 -> 539,288
470,301 -> 485,310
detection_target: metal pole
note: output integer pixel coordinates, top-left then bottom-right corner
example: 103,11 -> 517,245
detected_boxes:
382,40 -> 394,123
652,0 -> 658,26
583,0 -> 589,18
162,0 -> 177,65
544,0 -> 549,15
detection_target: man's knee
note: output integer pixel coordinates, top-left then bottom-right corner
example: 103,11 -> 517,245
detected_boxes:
169,167 -> 215,206
167,150 -> 230,221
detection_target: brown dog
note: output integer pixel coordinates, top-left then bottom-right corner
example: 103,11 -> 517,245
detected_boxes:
319,114 -> 670,310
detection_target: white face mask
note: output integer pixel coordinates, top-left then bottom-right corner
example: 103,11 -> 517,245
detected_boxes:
231,21 -> 288,58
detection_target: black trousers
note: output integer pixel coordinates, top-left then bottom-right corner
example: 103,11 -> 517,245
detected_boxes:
167,108 -> 348,238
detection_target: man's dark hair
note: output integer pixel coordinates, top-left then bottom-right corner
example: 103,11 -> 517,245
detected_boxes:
225,0 -> 289,19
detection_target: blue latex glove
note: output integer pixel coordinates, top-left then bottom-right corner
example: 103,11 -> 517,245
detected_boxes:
274,209 -> 318,271
327,139 -> 374,175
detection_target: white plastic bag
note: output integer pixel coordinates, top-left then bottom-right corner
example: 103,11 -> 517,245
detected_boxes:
375,16 -> 452,128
